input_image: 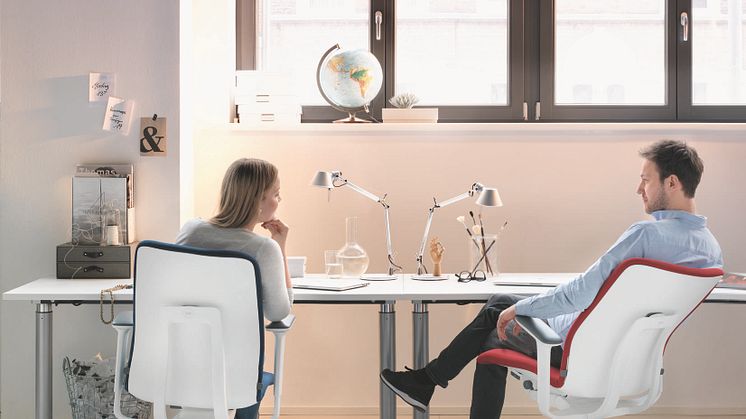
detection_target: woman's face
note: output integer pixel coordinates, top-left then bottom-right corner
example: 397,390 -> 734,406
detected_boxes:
258,178 -> 281,222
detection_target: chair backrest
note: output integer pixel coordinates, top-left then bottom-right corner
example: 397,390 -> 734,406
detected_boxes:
127,240 -> 265,410
559,258 -> 722,397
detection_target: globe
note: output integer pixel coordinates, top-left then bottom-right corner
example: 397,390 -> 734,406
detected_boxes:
316,45 -> 383,121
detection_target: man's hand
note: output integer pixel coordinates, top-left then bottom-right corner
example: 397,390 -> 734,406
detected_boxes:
496,304 -> 522,340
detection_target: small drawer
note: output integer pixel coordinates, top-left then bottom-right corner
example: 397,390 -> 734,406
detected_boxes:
57,244 -> 132,263
56,262 -> 131,279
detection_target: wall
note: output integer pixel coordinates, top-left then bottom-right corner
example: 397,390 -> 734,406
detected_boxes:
191,126 -> 746,415
0,0 -> 180,417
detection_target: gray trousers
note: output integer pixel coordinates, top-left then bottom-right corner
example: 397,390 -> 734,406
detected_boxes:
425,294 -> 563,418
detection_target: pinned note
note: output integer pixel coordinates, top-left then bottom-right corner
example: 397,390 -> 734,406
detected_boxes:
89,73 -> 115,102
103,96 -> 135,135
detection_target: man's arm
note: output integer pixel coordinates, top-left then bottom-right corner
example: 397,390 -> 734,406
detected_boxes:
514,223 -> 648,320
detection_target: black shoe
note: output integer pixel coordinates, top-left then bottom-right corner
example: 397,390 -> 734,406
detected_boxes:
380,367 -> 435,412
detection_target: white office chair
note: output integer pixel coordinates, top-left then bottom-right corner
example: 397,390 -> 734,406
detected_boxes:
111,240 -> 294,419
477,258 -> 723,419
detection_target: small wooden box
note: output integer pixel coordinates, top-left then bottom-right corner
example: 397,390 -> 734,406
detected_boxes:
56,243 -> 133,279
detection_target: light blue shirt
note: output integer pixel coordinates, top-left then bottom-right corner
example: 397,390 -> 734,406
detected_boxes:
514,210 -> 723,343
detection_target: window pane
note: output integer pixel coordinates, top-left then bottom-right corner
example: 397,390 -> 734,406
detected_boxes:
395,0 -> 509,106
257,0 -> 369,105
692,0 -> 746,105
554,1 -> 666,105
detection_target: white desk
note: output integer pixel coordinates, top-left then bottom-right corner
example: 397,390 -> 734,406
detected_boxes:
4,275 -> 745,419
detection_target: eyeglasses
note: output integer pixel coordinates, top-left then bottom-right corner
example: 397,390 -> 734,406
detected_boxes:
456,270 -> 487,283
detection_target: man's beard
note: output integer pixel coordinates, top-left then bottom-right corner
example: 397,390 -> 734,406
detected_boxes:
645,193 -> 669,213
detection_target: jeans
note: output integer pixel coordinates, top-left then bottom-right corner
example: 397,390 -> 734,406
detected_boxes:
425,294 -> 563,419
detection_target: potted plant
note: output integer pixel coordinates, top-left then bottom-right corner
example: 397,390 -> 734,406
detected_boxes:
382,93 -> 438,123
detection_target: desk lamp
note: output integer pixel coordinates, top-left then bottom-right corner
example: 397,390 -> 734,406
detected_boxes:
413,182 -> 502,280
311,171 -> 402,280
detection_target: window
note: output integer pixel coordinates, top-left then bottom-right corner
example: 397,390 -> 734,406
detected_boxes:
238,0 -> 746,122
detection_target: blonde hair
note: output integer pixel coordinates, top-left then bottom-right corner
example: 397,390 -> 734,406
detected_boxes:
211,158 -> 278,229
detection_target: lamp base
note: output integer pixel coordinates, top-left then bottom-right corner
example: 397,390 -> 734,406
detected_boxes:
411,274 -> 450,281
361,273 -> 398,281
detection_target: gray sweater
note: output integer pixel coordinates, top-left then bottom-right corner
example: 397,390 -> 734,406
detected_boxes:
175,218 -> 293,321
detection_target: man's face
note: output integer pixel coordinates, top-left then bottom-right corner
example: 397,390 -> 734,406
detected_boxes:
637,159 -> 669,214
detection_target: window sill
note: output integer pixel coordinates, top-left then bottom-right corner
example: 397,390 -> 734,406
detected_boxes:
220,122 -> 746,139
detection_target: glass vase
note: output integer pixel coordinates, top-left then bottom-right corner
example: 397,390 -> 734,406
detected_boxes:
338,216 -> 369,277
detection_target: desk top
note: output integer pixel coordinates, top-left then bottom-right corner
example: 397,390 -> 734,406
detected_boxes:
4,273 -> 745,303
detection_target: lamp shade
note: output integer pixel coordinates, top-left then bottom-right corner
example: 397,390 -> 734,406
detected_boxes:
476,188 -> 503,207
311,171 -> 334,188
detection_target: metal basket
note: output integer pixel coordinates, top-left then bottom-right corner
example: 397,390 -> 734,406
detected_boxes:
63,356 -> 152,419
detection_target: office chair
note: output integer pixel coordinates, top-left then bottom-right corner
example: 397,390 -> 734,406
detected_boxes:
477,258 -> 723,419
111,240 -> 295,419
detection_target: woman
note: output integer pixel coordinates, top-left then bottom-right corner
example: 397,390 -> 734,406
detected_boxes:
175,158 -> 292,419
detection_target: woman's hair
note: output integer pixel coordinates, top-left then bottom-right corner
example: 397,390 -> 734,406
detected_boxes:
210,158 -> 278,229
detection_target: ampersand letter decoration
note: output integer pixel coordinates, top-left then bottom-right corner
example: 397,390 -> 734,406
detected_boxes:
139,117 -> 167,156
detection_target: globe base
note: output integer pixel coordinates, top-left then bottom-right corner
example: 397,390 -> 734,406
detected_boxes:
333,112 -> 373,123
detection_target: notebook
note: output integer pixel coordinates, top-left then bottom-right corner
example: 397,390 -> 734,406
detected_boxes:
292,277 -> 369,292
717,272 -> 746,290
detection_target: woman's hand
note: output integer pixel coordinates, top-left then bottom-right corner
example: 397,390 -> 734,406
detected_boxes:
261,218 -> 289,249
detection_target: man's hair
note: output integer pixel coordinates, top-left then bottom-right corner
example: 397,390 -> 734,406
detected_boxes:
211,158 -> 278,229
639,140 -> 704,198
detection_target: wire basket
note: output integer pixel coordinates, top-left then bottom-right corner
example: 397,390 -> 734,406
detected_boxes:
63,356 -> 152,419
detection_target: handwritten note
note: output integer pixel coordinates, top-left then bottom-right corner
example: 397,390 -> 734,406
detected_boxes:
139,117 -> 167,156
103,97 -> 135,135
89,73 -> 115,102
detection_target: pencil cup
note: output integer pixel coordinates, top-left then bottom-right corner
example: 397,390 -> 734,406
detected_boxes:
468,234 -> 498,277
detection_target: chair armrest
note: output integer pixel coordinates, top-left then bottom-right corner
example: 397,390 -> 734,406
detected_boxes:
516,315 -> 562,346
267,313 -> 295,331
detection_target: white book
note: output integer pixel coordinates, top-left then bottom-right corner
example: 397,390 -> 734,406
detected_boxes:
292,278 -> 369,292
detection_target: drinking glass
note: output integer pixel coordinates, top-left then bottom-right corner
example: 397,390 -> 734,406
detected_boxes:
324,250 -> 343,278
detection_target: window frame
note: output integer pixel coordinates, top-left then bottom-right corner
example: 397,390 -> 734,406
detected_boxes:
676,0 -> 746,121
238,0 -> 746,123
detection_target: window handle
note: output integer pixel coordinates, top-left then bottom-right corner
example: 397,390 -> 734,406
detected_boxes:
375,11 -> 383,41
680,12 -> 689,42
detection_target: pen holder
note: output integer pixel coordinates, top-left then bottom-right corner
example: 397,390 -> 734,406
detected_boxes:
468,234 -> 498,277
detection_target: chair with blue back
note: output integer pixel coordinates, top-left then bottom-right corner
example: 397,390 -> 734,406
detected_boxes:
111,240 -> 294,419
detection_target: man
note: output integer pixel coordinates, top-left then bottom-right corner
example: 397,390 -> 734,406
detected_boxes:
380,140 -> 723,418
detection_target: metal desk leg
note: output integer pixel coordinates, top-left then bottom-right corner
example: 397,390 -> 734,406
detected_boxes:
413,301 -> 429,419
36,302 -> 53,419
380,301 -> 396,419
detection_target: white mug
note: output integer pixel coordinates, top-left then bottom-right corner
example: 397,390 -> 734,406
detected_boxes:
105,225 -> 120,246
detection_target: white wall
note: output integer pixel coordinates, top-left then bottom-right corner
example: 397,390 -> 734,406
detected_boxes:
0,0 -> 180,417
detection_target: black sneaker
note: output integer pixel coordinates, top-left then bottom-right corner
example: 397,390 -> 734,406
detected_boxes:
380,367 -> 435,412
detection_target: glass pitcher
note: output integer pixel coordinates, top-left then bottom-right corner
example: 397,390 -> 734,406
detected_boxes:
338,216 -> 369,276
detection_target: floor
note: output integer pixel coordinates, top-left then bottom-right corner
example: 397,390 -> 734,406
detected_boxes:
259,416 -> 739,419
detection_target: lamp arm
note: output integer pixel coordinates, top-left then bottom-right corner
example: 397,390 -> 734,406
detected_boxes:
416,205 -> 437,275
340,180 -> 382,203
383,206 -> 402,275
437,191 -> 472,208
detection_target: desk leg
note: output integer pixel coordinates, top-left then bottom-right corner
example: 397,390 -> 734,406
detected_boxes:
36,302 -> 53,419
413,301 -> 429,419
379,301 -> 396,419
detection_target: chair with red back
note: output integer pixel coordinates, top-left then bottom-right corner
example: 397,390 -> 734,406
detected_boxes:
477,258 -> 722,419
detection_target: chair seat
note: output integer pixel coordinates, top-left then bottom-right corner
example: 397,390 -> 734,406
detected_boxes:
477,349 -> 565,388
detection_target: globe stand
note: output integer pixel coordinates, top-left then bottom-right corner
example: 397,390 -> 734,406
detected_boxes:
334,112 -> 372,123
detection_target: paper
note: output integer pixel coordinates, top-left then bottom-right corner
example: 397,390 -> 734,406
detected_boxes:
139,117 -> 167,156
103,97 -> 135,135
89,73 -> 115,102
